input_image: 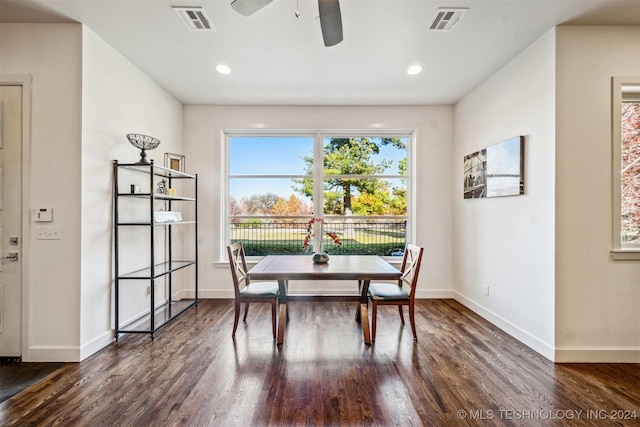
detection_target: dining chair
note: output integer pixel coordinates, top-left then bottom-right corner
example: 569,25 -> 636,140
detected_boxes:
227,242 -> 279,339
368,243 -> 424,342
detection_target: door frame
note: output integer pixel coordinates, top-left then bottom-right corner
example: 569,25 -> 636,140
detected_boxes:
1,75 -> 32,360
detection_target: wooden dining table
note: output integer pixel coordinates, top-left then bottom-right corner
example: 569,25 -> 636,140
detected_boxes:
248,255 -> 402,345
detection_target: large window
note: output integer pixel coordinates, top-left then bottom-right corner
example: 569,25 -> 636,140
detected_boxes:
612,77 -> 640,259
225,132 -> 411,257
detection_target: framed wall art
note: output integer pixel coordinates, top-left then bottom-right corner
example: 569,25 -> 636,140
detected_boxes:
464,135 -> 524,199
164,153 -> 185,172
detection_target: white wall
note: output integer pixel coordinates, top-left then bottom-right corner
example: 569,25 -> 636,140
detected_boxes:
0,23 -> 184,361
183,105 -> 454,299
454,26 -> 640,363
4,21 -> 636,363
453,30 -> 557,359
554,26 -> 640,362
0,23 -> 84,361
80,27 -> 184,359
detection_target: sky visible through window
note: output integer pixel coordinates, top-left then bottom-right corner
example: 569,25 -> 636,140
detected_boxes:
230,136 -> 312,175
229,136 -> 407,201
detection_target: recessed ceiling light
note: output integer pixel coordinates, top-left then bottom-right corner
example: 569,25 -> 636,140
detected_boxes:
216,64 -> 231,75
407,65 -> 422,75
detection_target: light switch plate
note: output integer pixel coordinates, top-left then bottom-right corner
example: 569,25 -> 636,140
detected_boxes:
37,226 -> 60,240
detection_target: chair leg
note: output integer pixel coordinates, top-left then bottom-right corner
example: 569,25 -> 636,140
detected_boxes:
371,301 -> 377,342
355,280 -> 363,322
271,300 -> 277,340
409,303 -> 417,341
232,300 -> 240,336
398,305 -> 405,324
243,302 -> 250,321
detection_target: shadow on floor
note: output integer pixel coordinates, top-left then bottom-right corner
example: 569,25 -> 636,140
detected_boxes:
0,360 -> 65,404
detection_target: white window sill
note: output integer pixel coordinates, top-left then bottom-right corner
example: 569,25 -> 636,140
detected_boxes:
215,255 -> 404,268
610,250 -> 640,261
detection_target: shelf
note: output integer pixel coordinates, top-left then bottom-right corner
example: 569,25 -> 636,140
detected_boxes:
116,299 -> 197,334
154,220 -> 196,225
113,159 -> 198,341
119,260 -> 196,279
116,193 -> 196,202
116,220 -> 196,226
157,194 -> 196,201
117,162 -> 196,179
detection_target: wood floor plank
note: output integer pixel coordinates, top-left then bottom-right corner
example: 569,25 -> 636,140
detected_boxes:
0,299 -> 638,426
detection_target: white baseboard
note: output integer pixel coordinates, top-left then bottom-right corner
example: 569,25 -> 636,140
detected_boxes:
25,345 -> 81,362
193,288 -> 455,300
25,330 -> 114,362
454,291 -> 640,363
80,330 -> 114,361
194,289 -> 229,299
174,289 -> 197,299
554,347 -> 640,363
415,289 -> 455,299
453,291 -> 556,361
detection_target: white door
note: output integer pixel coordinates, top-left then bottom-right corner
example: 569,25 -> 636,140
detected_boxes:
0,85 -> 23,358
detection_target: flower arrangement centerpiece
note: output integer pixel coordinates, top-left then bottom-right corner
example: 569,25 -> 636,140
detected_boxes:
302,217 -> 341,263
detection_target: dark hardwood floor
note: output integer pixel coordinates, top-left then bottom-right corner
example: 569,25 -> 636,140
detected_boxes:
0,360 -> 64,404
0,299 -> 637,426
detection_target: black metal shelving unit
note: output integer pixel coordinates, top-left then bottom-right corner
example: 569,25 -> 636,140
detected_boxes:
113,159 -> 198,341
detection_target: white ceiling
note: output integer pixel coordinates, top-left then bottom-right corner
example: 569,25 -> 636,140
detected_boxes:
1,0 -> 639,105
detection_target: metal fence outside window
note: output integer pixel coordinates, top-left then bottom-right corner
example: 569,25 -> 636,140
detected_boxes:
230,219 -> 406,256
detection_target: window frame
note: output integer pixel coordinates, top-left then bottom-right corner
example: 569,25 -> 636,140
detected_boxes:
611,76 -> 640,260
221,129 -> 415,261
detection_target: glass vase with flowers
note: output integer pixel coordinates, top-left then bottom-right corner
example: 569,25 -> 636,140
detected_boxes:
302,217 -> 341,263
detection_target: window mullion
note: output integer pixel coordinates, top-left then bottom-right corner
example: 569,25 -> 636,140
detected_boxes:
313,132 -> 324,251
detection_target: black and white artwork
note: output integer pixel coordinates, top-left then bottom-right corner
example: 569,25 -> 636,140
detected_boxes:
464,136 -> 524,199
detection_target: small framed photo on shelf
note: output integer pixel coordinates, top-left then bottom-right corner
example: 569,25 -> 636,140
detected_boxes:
164,153 -> 185,172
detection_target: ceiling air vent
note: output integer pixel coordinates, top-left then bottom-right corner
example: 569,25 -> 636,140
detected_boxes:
172,6 -> 214,31
429,7 -> 468,31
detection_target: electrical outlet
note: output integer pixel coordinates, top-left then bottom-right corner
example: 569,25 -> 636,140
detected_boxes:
483,285 -> 490,296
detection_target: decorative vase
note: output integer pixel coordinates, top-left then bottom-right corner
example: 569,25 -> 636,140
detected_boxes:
127,133 -> 161,164
312,251 -> 330,264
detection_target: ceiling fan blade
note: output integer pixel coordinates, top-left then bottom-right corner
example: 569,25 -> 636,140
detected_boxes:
231,0 -> 273,16
318,0 -> 343,47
